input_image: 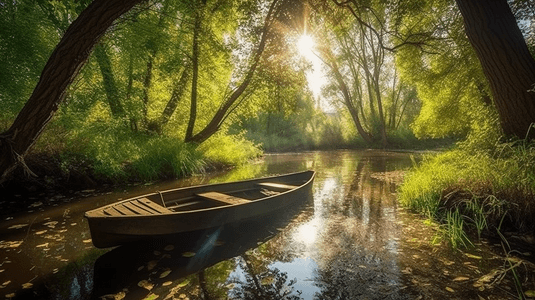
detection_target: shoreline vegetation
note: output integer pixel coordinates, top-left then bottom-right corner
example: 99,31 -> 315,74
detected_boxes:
4,126 -> 534,254
399,135 -> 535,252
0,112 -> 455,197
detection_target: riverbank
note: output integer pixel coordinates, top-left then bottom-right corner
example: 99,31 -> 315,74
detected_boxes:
399,139 -> 535,253
2,150 -> 533,300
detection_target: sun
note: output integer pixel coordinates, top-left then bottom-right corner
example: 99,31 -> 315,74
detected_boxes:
297,34 -> 315,60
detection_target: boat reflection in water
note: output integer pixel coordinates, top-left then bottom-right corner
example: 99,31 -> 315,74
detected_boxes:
91,192 -> 313,300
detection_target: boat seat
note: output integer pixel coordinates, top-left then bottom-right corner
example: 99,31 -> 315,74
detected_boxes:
256,182 -> 298,191
103,198 -> 172,216
197,192 -> 250,205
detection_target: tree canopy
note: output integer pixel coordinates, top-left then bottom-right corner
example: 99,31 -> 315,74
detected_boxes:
1,0 -> 534,182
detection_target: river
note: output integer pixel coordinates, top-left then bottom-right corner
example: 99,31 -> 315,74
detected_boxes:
1,150 -> 533,299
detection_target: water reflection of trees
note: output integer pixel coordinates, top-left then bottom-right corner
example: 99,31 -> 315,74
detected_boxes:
308,151 -> 410,299
228,255 -> 303,300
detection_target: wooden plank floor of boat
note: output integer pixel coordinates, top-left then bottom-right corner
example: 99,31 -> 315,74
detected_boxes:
103,198 -> 172,216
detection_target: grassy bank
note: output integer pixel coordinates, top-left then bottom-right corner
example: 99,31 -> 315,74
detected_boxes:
2,121 -> 262,194
399,137 -> 535,248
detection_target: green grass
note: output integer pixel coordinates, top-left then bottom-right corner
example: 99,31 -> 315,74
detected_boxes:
64,126 -> 208,181
399,136 -> 535,248
198,133 -> 263,166
31,119 -> 262,183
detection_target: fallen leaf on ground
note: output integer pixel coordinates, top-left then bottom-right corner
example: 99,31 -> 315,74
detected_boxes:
464,253 -> 482,260
453,276 -> 470,282
36,243 -> 49,248
159,269 -> 171,278
8,224 -> 28,230
2,281 -> 11,286
182,252 -> 196,258
43,221 -> 58,228
142,293 -> 158,300
28,202 -> 43,208
164,245 -> 174,251
525,290 -> 535,297
35,230 -> 47,235
474,269 -> 502,287
137,280 -> 153,291
0,241 -> 23,249
445,287 -> 455,292
162,281 -> 172,286
83,239 -> 92,243
177,280 -> 190,288
22,282 -> 33,289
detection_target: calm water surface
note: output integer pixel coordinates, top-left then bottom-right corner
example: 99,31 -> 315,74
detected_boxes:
1,150 -> 533,299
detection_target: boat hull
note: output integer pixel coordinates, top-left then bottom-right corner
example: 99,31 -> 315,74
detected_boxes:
85,171 -> 315,248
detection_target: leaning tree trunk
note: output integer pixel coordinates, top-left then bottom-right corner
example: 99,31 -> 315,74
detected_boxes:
455,0 -> 535,139
160,67 -> 191,127
185,11 -> 201,142
0,0 -> 145,183
185,0 -> 280,145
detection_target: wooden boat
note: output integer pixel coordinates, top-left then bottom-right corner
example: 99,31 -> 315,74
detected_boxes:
84,170 -> 315,248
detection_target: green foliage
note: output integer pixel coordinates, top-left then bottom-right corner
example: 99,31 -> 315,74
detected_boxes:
399,135 -> 535,247
394,1 -> 491,139
444,208 -> 473,248
63,121 -> 205,181
0,1 -> 58,119
198,132 -> 262,166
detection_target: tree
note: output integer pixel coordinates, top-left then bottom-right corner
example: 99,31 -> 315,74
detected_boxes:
455,0 -> 535,139
184,0 -> 282,144
314,2 -> 416,146
0,0 -> 146,183
393,1 -> 489,138
334,0 -> 535,139
94,44 -> 126,117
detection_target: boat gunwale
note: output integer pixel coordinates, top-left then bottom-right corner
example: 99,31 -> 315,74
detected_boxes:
84,170 -> 315,219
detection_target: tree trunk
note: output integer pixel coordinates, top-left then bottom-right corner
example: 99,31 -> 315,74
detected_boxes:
330,58 -> 373,144
185,0 -> 280,145
0,0 -> 145,183
142,51 -> 155,125
160,66 -> 191,127
455,0 -> 535,139
186,12 -> 201,142
125,53 -> 139,131
94,44 -> 125,118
